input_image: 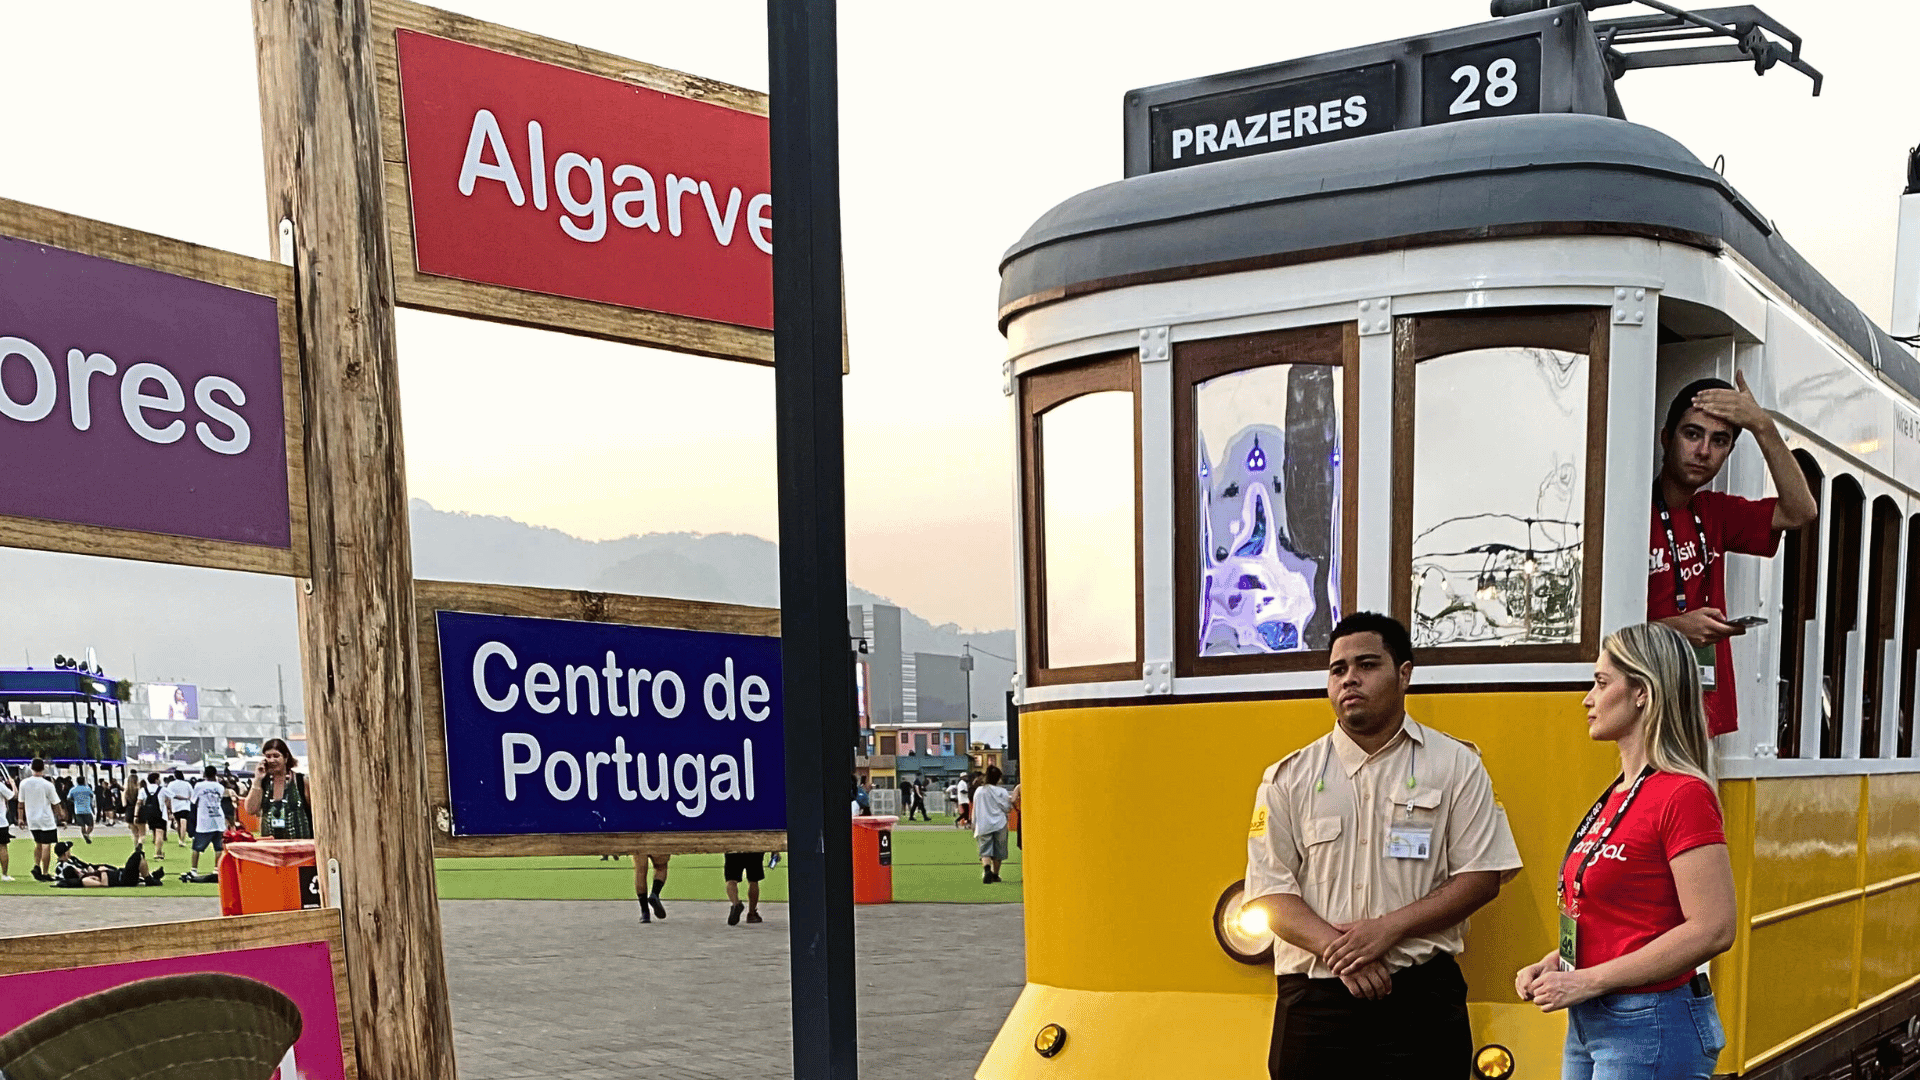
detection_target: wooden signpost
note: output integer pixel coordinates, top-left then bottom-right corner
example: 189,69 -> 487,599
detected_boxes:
0,910 -> 356,1080
0,0 -> 851,1075
0,197 -> 307,576
415,580 -> 786,857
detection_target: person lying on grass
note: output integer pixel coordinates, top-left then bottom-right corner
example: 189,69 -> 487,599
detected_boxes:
51,841 -> 166,888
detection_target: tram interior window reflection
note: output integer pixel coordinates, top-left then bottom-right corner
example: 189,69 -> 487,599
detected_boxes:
1861,496 -> 1900,757
1820,476 -> 1864,758
1776,450 -> 1823,758
1194,363 -> 1343,656
1037,389 -> 1138,670
1408,346 -> 1589,649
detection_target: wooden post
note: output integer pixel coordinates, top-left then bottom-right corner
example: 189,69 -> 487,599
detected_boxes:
253,3 -> 457,1078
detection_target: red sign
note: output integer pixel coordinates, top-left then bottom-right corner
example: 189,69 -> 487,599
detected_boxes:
394,30 -> 772,330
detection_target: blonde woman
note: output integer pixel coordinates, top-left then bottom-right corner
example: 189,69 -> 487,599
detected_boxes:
1515,622 -> 1736,1079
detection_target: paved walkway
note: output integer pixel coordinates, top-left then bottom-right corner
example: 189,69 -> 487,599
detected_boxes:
2,896 -> 1024,1080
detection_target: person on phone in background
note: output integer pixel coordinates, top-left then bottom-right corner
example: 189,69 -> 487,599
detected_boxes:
1516,623 -> 1736,1080
243,739 -> 313,840
1650,374 -> 1817,737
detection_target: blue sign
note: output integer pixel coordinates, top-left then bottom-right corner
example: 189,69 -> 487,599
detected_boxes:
435,610 -> 784,836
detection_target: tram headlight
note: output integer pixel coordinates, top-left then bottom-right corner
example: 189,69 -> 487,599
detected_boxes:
1213,879 -> 1275,965
1473,1043 -> 1515,1080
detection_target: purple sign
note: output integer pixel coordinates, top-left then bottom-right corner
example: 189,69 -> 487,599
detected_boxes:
0,234 -> 291,549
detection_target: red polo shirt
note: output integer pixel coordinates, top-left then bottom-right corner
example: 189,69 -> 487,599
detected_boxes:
1647,490 -> 1779,737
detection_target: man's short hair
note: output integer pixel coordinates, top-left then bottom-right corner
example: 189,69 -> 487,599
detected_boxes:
204,765 -> 219,779
30,758 -> 44,773
1329,613 -> 1415,668
986,765 -> 1003,785
1662,378 -> 1735,438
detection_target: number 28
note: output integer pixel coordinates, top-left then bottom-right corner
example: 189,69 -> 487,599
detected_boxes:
1449,57 -> 1520,115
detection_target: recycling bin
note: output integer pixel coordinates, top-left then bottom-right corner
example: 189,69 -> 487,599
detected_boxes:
850,814 -> 897,904
218,840 -> 321,916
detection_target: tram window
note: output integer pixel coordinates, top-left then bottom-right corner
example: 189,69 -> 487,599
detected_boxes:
1393,311 -> 1607,660
1173,324 -> 1356,674
1775,450 -> 1822,759
1020,354 -> 1141,682
1861,496 -> 1901,758
1819,476 -> 1864,758
1901,514 -> 1920,758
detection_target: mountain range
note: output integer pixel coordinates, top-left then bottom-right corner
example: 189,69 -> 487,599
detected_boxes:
1,500 -> 1016,744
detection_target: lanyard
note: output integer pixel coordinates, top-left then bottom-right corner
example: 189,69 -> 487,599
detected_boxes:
1559,766 -> 1656,909
1654,487 -> 1710,613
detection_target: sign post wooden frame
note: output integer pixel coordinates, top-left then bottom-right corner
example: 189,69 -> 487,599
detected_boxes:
0,197 -> 309,577
415,578 -> 787,857
366,0 -> 775,365
0,910 -> 358,1079
253,3 -> 457,1077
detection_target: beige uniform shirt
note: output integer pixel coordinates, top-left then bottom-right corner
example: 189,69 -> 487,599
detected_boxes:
1245,717 -> 1522,976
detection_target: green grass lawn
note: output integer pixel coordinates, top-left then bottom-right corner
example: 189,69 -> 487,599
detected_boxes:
1,825 -> 1021,904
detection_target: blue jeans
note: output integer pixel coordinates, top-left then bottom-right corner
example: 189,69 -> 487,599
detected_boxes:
1562,986 -> 1725,1080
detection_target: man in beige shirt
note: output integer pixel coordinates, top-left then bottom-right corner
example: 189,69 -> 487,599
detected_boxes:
1245,612 -> 1521,1080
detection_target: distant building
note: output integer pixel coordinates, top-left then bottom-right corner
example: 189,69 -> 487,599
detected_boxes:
849,603 -> 976,789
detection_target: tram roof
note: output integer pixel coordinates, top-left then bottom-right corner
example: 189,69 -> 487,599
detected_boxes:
999,112 -> 1919,400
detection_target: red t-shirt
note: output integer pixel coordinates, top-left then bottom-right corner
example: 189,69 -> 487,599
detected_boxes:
1560,772 -> 1726,992
1647,490 -> 1780,737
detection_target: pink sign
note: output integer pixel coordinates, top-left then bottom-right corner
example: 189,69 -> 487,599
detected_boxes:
0,941 -> 347,1080
395,30 -> 773,329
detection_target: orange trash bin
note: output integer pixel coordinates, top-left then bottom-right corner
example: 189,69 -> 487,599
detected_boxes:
218,840 -> 321,916
850,815 -> 897,904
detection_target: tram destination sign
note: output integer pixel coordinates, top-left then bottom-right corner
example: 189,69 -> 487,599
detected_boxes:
429,605 -> 786,842
1126,8 -> 1605,176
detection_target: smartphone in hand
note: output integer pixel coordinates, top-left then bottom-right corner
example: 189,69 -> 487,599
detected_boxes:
1728,615 -> 1768,628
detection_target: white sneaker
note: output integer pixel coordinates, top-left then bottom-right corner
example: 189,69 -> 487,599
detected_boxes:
1,875 -> 13,882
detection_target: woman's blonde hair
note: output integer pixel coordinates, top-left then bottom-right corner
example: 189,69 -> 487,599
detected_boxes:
1601,622 -> 1716,787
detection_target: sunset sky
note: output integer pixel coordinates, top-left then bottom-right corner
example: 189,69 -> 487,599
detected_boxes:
2,0 -> 1914,634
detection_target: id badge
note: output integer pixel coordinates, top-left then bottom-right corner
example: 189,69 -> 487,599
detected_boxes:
1386,823 -> 1433,860
1558,905 -> 1579,972
1693,643 -> 1716,689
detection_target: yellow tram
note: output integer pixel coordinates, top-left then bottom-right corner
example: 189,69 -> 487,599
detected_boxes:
981,5 -> 1920,1078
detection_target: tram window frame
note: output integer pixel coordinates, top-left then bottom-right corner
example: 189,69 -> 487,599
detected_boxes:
1171,323 -> 1360,677
1901,513 -> 1920,758
1775,450 -> 1823,759
1019,352 -> 1144,686
1861,495 -> 1901,758
1819,475 -> 1865,759
1389,309 -> 1609,664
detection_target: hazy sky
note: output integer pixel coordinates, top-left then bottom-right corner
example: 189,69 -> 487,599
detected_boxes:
2,0 -> 1915,637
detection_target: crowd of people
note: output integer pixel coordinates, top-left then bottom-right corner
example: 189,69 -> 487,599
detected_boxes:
0,737 -> 313,886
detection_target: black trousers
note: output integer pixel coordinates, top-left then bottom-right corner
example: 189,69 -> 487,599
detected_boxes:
1269,954 -> 1471,1080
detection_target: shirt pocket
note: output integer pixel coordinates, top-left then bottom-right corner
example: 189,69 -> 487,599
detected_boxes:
1303,816 -> 1343,883
1387,787 -> 1443,824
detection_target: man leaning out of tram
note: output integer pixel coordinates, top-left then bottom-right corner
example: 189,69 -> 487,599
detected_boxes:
1516,622 -> 1736,1080
1650,374 -> 1817,737
1243,612 -> 1522,1080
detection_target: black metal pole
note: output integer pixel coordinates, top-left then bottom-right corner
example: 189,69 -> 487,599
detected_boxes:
769,3 -> 859,1079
